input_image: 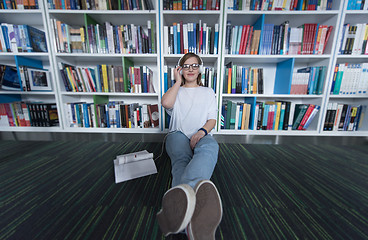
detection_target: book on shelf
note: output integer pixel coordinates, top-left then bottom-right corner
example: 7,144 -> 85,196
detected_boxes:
244,101 -> 317,131
58,62 -> 155,94
163,65 -> 216,93
50,18 -> 155,54
223,63 -> 264,94
0,0 -> 39,9
290,66 -> 326,95
339,23 -> 368,55
0,65 -> 21,91
0,56 -> 50,92
163,0 -> 220,10
221,99 -> 254,130
20,67 -> 52,91
347,0 -> 368,10
0,24 -> 47,53
229,0 -> 333,11
330,63 -> 368,95
253,101 -> 291,131
323,103 -> 366,131
0,102 -> 58,127
291,103 -> 320,130
65,101 -> 159,129
47,0 -> 154,10
164,21 -> 219,55
225,19 -> 332,55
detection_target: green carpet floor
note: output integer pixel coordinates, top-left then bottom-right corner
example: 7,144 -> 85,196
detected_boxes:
0,140 -> 368,240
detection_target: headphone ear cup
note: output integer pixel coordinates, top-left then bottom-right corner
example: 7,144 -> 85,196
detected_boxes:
199,65 -> 204,74
180,69 -> 183,75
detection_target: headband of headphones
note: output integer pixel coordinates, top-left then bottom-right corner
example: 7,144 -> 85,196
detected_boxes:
177,54 -> 204,74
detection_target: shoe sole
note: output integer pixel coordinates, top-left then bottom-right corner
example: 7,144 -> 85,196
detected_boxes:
157,184 -> 196,236
188,180 -> 223,240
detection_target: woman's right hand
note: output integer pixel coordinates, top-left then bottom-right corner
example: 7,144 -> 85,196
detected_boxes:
174,65 -> 183,85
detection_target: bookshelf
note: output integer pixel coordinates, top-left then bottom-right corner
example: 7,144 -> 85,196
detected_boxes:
321,1 -> 368,136
159,3 -> 224,130
0,0 -> 367,138
217,0 -> 346,135
44,1 -> 162,132
0,0 -> 62,131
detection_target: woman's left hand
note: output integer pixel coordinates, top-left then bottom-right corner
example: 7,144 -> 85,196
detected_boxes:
190,130 -> 206,149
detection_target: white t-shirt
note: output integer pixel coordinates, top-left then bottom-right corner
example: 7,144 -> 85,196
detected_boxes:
166,86 -> 218,139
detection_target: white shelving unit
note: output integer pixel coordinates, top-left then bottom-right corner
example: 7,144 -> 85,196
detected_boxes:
0,0 -> 62,132
321,2 -> 368,136
43,2 -> 162,132
217,0 -> 346,136
1,0 -> 367,139
159,1 -> 225,130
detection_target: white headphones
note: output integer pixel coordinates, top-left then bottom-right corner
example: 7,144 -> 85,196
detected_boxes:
177,54 -> 204,75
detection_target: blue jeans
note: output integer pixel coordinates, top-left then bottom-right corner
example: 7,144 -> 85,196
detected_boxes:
165,131 -> 219,189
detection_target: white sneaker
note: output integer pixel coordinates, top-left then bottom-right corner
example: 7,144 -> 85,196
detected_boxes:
187,180 -> 223,240
157,184 -> 196,236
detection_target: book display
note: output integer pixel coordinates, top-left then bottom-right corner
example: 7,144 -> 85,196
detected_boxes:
0,0 -> 60,130
0,0 -> 367,137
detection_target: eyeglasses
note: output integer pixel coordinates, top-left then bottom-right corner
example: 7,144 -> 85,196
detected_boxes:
182,63 -> 200,71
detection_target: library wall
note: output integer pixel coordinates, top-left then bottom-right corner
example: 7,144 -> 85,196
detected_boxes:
0,0 -> 367,139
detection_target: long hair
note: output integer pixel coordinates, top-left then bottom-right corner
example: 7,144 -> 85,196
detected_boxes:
178,53 -> 203,86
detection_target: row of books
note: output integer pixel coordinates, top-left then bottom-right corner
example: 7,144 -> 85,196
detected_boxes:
47,0 -> 154,10
330,63 -> 368,95
163,65 -> 217,92
50,19 -> 155,54
0,23 -> 48,53
347,0 -> 368,10
0,0 -> 39,9
0,64 -> 52,92
254,102 -> 320,131
339,23 -> 368,55
291,66 -> 326,95
323,103 -> 366,131
221,101 -> 253,130
223,64 -> 264,94
225,21 -> 332,55
163,0 -> 220,10
0,102 -> 59,127
221,100 -> 320,131
59,62 -> 155,93
228,0 -> 333,11
163,21 -> 219,55
65,101 -> 159,128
